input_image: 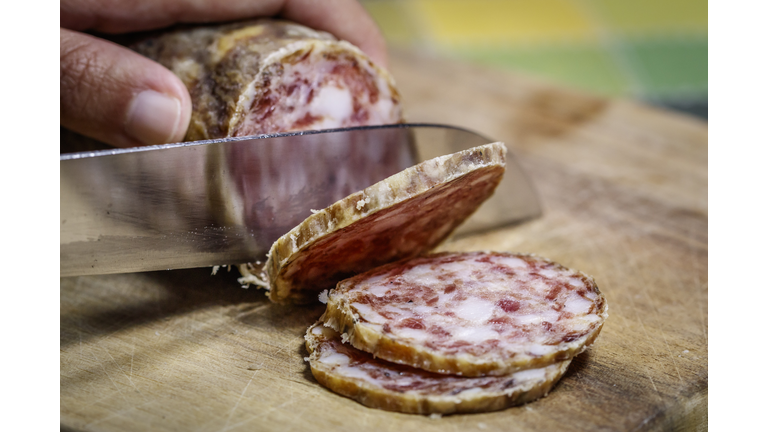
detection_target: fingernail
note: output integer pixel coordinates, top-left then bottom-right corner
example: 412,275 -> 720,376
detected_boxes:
125,90 -> 181,145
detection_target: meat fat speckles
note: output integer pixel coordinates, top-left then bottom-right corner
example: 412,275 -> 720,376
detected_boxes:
305,322 -> 571,415
324,251 -> 607,376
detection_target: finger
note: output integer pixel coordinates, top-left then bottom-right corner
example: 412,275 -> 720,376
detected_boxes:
282,0 -> 388,68
61,0 -> 284,33
61,0 -> 387,67
60,28 -> 192,147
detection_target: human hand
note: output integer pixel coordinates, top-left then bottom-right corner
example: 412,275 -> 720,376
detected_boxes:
61,0 -> 387,148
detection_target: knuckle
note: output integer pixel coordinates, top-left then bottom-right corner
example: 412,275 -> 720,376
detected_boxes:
60,35 -> 122,125
61,41 -> 105,100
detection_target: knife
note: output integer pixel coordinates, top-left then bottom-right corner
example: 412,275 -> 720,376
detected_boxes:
60,123 -> 541,277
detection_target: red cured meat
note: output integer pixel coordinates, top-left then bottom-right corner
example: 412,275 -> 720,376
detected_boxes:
323,251 -> 608,376
305,322 -> 571,415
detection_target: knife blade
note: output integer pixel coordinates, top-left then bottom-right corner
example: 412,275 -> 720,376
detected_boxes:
60,124 -> 540,277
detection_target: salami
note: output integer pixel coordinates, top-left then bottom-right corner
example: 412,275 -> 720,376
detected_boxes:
322,252 -> 607,376
253,143 -> 507,303
132,20 -> 403,139
305,322 -> 570,415
129,20 -> 409,257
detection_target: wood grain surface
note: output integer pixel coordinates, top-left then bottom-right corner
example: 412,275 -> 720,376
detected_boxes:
60,49 -> 708,431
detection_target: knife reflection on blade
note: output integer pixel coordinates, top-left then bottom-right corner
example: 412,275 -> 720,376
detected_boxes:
60,124 -> 540,277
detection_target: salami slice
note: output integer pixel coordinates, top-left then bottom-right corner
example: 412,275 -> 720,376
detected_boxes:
323,252 -> 607,376
305,322 -> 570,415
252,143 -> 507,303
132,19 -> 403,140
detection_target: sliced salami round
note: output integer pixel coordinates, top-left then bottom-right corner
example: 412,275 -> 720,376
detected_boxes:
323,251 -> 607,376
305,322 -> 570,415
132,19 -> 403,140
254,143 -> 507,304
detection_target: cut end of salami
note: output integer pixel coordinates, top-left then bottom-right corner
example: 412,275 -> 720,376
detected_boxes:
230,40 -> 401,136
132,20 -> 403,140
323,251 -> 608,377
305,322 -> 571,415
263,143 -> 507,304
133,19 -> 409,284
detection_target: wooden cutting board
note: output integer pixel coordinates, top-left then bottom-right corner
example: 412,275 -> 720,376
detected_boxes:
60,49 -> 707,432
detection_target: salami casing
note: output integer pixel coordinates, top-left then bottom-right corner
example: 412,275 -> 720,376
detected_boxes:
130,20 -> 409,257
323,252 -> 607,376
253,143 -> 507,304
305,322 -> 570,415
132,20 -> 403,139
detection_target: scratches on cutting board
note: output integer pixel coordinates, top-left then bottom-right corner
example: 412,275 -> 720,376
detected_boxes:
585,225 -> 666,403
90,350 -> 130,404
217,390 -> 310,432
98,342 -> 144,397
621,252 -> 662,379
155,336 -> 185,382
616,309 -> 661,398
612,234 -> 664,403
688,222 -> 708,342
220,367 -> 261,431
618,228 -> 685,387
638,258 -> 684,386
84,400 -> 156,430
130,333 -> 136,383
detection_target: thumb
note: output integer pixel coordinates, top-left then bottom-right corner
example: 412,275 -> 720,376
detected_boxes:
60,28 -> 192,147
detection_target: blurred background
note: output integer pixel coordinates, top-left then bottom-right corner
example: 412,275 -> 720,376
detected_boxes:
360,0 -> 707,120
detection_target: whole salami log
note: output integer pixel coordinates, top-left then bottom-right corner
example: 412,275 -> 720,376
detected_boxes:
305,322 -> 571,415
127,20 -> 409,256
132,20 -> 403,139
322,251 -> 608,377
245,143 -> 507,304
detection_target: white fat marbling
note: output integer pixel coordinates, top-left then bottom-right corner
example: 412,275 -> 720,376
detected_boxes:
309,323 -> 575,400
511,365 -> 548,381
515,314 -> 545,326
309,86 -> 353,124
235,40 -> 400,135
342,252 -> 605,366
530,278 -> 554,294
513,309 -> 560,327
413,305 -> 438,317
525,343 -> 555,356
365,284 -> 390,299
497,256 -> 529,269
456,387 -> 483,396
539,268 -> 562,279
563,295 -> 594,315
337,365 -> 377,382
454,297 -> 496,323
453,326 -> 499,344
396,327 -> 432,344
319,350 -> 351,367
352,302 -> 387,325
